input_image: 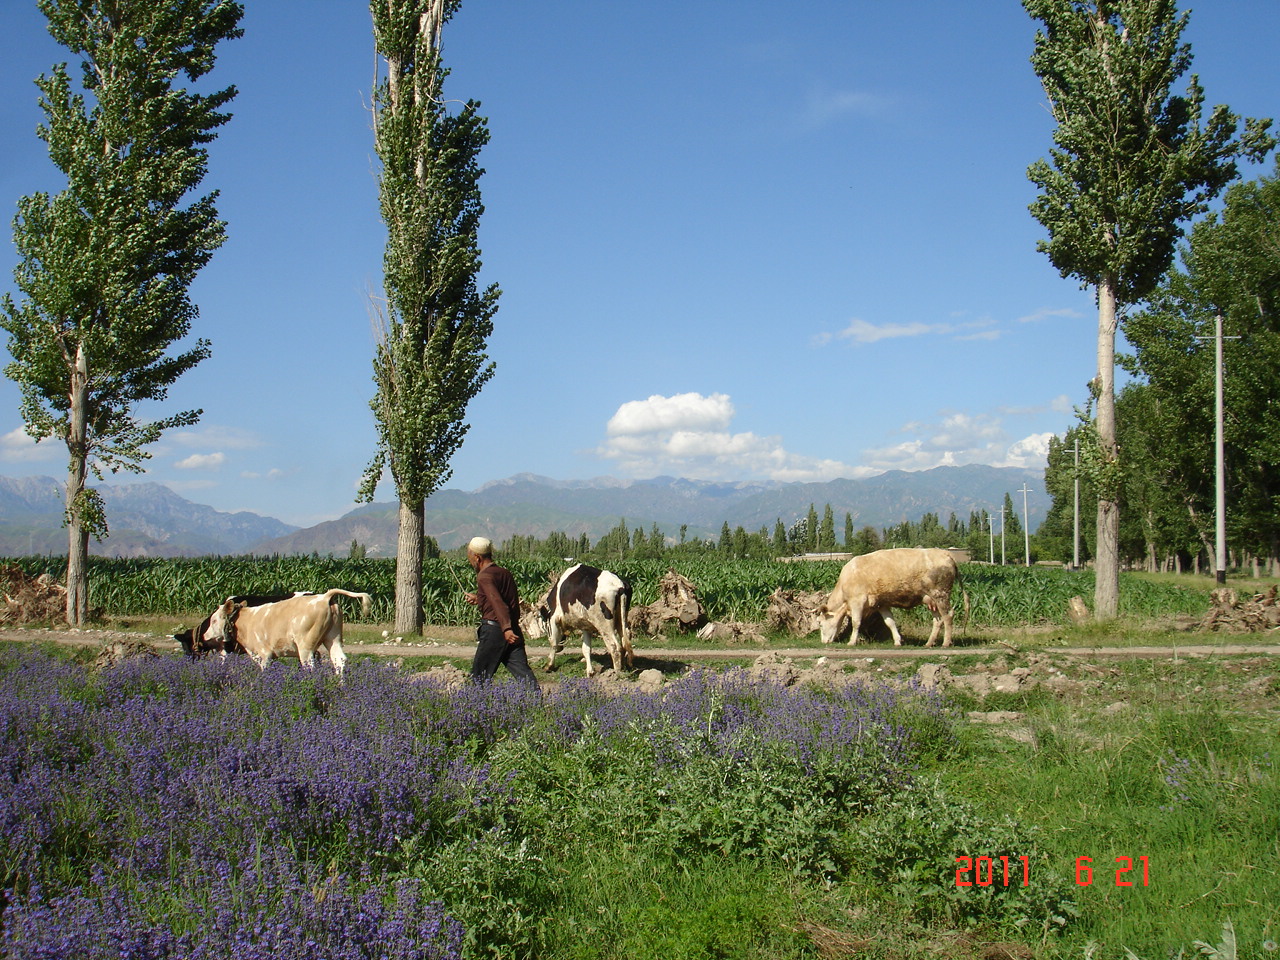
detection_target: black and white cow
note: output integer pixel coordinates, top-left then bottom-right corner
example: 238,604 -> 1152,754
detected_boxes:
539,563 -> 634,676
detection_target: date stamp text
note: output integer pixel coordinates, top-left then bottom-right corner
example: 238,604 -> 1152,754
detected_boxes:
954,855 -> 1150,887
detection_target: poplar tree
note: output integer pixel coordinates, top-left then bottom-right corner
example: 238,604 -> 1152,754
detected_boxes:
1022,0 -> 1271,617
361,0 -> 499,634
1125,159 -> 1280,572
1,0 -> 242,624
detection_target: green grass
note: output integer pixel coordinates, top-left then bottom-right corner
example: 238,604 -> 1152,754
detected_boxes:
4,635 -> 1276,959
3,554 -> 1235,631
934,657 -> 1280,958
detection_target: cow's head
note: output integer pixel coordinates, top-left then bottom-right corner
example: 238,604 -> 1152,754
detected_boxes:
816,600 -> 849,644
173,625 -> 199,658
175,612 -> 224,658
536,586 -> 555,623
201,598 -> 240,651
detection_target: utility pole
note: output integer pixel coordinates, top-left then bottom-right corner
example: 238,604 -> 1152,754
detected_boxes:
1195,314 -> 1240,585
1072,438 -> 1080,571
987,512 -> 994,564
999,504 -> 1006,566
1019,483 -> 1032,567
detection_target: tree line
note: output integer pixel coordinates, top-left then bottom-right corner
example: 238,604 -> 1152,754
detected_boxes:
1035,159 -> 1280,579
491,496 -> 1035,564
5,1 -> 1274,629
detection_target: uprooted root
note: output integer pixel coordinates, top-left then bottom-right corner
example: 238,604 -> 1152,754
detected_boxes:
1,565 -> 68,625
1201,585 -> 1280,633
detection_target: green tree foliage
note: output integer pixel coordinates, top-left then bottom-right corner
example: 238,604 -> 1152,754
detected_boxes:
1039,430 -> 1091,565
850,526 -> 881,556
1123,158 -> 1280,572
1003,493 -> 1025,563
1022,0 -> 1272,615
361,0 -> 499,633
966,509 -> 995,563
804,504 -> 819,553
1,0 -> 243,623
817,504 -> 837,553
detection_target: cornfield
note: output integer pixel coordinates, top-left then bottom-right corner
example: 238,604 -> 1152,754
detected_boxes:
2,555 -> 1210,628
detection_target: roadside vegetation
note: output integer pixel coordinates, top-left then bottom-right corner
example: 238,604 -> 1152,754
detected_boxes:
0,555 -> 1218,632
1,630 -> 1276,960
0,556 -> 1275,959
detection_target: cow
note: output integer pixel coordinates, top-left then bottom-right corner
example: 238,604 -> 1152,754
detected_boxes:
539,563 -> 634,676
816,547 -> 966,648
174,594 -> 297,658
201,588 -> 372,676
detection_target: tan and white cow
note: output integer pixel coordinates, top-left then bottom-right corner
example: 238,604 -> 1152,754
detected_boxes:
201,588 -> 372,676
816,547 -> 965,647
539,563 -> 634,676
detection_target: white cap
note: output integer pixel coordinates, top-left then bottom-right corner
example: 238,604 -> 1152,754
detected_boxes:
467,536 -> 493,556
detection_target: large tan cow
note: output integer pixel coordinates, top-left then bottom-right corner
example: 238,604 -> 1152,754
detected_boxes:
539,563 -> 634,676
817,548 -> 964,647
201,589 -> 372,676
174,593 -> 297,658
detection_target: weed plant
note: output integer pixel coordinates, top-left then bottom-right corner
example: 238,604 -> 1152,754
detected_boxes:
939,667 -> 1280,958
4,555 -> 1214,630
0,645 -> 1072,959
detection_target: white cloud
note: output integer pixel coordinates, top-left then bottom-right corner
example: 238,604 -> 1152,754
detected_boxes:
1002,432 -> 1055,467
598,392 -> 870,483
799,87 -> 887,129
835,318 -> 938,344
861,413 -> 1055,473
0,428 -> 60,464
816,315 -> 1001,347
1015,307 -> 1082,324
166,426 -> 264,450
606,392 -> 733,436
174,452 -> 225,470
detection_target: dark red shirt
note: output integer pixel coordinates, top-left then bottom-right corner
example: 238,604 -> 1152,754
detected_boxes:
475,563 -> 520,633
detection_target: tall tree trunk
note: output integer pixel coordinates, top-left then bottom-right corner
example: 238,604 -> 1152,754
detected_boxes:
64,342 -> 89,625
395,498 -> 424,635
1094,280 -> 1121,619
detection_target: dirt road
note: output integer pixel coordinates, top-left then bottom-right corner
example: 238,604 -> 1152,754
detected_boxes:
3,625 -> 1277,663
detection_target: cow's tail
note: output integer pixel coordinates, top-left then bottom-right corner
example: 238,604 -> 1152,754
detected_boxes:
324,588 -> 373,619
619,582 -> 634,666
955,563 -> 971,638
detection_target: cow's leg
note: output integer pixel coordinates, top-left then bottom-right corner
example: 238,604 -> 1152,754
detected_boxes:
325,638 -> 348,677
580,630 -> 597,677
922,596 -> 952,647
937,598 -> 955,648
881,612 -> 905,646
544,620 -> 564,672
620,628 -> 635,670
601,629 -> 624,673
846,608 -> 862,645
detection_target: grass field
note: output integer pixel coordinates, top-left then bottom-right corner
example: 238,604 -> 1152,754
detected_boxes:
1,558 -> 1275,959
3,554 -> 1225,630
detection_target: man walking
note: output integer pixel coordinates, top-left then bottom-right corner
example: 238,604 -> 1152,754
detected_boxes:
464,536 -> 539,688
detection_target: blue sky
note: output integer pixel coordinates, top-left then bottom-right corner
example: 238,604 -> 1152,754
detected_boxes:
1,1 -> 1276,528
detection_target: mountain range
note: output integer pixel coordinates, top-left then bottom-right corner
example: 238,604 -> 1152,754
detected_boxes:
0,464 -> 1048,558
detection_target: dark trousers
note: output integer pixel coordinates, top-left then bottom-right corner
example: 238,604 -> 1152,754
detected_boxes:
471,620 -> 539,688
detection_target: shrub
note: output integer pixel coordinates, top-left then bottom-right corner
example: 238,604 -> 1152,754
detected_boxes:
839,778 -> 1079,936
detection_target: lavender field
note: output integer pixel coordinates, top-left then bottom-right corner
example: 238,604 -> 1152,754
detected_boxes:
0,646 -> 1075,959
